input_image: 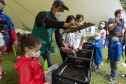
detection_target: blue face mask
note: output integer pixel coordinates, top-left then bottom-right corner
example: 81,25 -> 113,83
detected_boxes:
99,24 -> 105,28
0,9 -> 3,14
112,37 -> 118,42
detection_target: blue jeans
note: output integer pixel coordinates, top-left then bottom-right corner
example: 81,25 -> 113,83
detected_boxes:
42,51 -> 53,67
110,59 -> 117,79
104,38 -> 109,47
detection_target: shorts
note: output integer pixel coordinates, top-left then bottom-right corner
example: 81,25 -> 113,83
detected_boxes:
0,51 -> 2,63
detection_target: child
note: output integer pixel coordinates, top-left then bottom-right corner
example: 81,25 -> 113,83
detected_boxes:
14,35 -> 50,84
97,21 -> 106,66
106,33 -> 122,83
0,0 -> 18,81
74,14 -> 85,50
97,21 -> 106,45
61,15 -> 76,61
92,33 -> 103,72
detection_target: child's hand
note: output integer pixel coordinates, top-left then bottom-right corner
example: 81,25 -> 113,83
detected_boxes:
79,46 -> 82,50
73,48 -> 77,52
44,82 -> 50,84
115,61 -> 118,64
44,71 -> 48,76
14,40 -> 18,47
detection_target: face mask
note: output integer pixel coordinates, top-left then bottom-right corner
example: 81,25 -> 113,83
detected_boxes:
95,37 -> 100,40
120,14 -> 123,19
99,24 -> 105,28
112,37 -> 118,42
31,50 -> 41,57
0,9 -> 3,14
55,12 -> 63,19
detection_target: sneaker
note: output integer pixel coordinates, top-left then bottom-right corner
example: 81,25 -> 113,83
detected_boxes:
105,74 -> 112,78
94,65 -> 97,69
95,69 -> 100,72
107,78 -> 116,83
122,74 -> 126,77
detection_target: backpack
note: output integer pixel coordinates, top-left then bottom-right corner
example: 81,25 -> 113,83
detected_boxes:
0,19 -> 9,41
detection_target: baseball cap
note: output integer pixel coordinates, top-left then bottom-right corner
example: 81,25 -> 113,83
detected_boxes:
53,0 -> 69,11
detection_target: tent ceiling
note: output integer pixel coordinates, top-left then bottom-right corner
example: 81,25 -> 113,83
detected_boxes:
4,0 -> 126,31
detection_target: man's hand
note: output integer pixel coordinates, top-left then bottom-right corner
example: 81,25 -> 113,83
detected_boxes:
115,18 -> 119,23
63,22 -> 80,28
62,22 -> 95,34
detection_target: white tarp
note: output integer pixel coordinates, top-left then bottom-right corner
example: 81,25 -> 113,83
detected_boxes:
4,0 -> 126,31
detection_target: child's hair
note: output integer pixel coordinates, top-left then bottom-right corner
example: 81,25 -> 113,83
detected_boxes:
20,34 -> 41,54
0,0 -> 5,6
113,32 -> 119,37
76,14 -> 84,21
66,15 -> 75,23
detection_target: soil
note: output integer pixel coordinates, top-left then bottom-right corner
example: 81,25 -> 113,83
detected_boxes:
60,63 -> 89,83
77,50 -> 92,59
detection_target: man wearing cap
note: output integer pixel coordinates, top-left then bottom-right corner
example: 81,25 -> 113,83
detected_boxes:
31,0 -> 77,67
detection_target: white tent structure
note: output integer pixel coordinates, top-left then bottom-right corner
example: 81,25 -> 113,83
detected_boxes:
4,0 -> 126,31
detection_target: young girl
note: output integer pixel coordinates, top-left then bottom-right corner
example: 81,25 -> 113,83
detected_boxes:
61,15 -> 76,61
92,33 -> 103,72
97,21 -> 106,66
97,21 -> 106,45
74,14 -> 85,50
14,35 -> 50,84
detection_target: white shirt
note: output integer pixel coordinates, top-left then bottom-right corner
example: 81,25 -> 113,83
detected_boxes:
73,29 -> 85,49
62,33 -> 75,47
97,29 -> 106,44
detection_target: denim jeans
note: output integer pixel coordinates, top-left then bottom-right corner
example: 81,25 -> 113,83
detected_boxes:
104,38 -> 109,47
110,59 -> 117,79
42,51 -> 53,67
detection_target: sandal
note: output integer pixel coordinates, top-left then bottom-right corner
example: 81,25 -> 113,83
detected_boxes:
0,71 -> 6,82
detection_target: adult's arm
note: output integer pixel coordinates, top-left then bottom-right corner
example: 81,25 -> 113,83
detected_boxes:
36,12 -> 65,29
55,29 -> 64,48
109,18 -> 118,31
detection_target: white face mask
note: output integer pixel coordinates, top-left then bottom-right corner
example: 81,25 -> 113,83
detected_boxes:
31,50 -> 41,58
120,14 -> 124,19
55,12 -> 63,19
95,37 -> 100,40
